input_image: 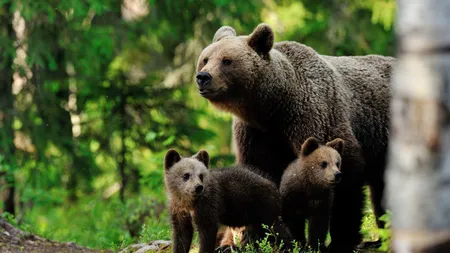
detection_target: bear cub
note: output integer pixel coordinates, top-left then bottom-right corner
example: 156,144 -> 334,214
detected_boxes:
280,137 -> 344,251
164,149 -> 281,253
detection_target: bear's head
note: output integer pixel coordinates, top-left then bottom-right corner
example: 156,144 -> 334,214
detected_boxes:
195,24 -> 274,104
163,149 -> 210,202
298,137 -> 344,186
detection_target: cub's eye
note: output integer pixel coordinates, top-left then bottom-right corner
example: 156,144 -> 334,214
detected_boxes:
222,59 -> 232,66
203,58 -> 208,64
336,162 -> 340,167
183,173 -> 190,181
320,161 -> 328,168
199,174 -> 204,182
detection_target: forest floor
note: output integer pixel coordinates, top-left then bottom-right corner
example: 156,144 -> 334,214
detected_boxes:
1,217 -> 384,253
0,219 -> 112,253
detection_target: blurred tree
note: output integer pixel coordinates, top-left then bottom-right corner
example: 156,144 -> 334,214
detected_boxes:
386,0 -> 450,252
0,1 -> 17,215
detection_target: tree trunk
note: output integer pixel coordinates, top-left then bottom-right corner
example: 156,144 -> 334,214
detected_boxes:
0,2 -> 16,216
119,86 -> 127,202
385,1 -> 450,252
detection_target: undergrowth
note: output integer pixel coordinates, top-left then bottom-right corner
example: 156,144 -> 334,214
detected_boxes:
1,187 -> 390,252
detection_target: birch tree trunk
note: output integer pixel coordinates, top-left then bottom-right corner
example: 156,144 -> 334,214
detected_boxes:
385,0 -> 450,252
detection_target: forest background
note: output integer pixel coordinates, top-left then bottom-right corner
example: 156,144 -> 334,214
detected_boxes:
0,0 -> 395,251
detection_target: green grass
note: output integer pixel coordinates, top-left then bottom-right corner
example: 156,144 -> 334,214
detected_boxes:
15,195 -> 171,251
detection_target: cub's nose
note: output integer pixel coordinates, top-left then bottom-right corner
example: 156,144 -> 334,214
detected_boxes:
196,72 -> 212,88
195,184 -> 204,195
334,171 -> 342,183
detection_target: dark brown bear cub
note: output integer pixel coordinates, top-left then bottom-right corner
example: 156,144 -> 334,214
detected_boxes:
280,137 -> 344,251
164,149 -> 281,253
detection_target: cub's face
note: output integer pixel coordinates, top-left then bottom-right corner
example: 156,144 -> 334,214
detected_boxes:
299,137 -> 344,187
163,149 -> 210,201
195,24 -> 274,102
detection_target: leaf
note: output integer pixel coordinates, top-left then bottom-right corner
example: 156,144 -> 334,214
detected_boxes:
145,132 -> 157,142
162,135 -> 176,146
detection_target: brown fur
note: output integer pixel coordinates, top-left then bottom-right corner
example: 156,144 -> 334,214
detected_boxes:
195,23 -> 395,252
280,137 -> 344,251
219,227 -> 244,247
164,149 -> 281,253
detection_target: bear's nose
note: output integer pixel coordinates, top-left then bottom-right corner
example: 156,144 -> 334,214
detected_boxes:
196,72 -> 212,88
195,184 -> 204,195
334,171 -> 342,183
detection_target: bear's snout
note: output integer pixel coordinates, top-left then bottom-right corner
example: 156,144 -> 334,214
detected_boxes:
195,184 -> 204,195
196,72 -> 212,89
334,171 -> 342,183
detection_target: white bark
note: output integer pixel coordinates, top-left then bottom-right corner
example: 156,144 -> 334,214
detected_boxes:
385,0 -> 450,252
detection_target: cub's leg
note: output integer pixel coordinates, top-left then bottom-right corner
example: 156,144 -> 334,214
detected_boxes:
283,213 -> 306,247
171,212 -> 194,253
328,132 -> 365,253
195,211 -> 219,253
308,211 -> 330,251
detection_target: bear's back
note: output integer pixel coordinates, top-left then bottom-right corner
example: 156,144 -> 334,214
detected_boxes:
211,166 -> 281,227
322,54 -> 393,151
273,41 -> 393,152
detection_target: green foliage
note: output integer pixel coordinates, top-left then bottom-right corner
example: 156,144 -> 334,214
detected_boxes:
379,210 -> 392,252
361,187 -> 381,242
233,224 -> 285,253
0,0 -> 395,251
138,223 -> 170,245
290,240 -> 302,253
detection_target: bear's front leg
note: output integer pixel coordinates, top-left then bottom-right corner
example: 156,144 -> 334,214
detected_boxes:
281,198 -> 306,247
328,134 -> 365,253
233,119 -> 296,185
307,210 -> 330,251
195,212 -> 219,253
171,212 -> 194,253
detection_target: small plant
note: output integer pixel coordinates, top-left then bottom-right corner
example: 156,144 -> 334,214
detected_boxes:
1,212 -> 17,225
1,212 -> 34,235
138,222 -> 170,243
238,224 -> 287,253
241,241 -> 256,253
290,240 -> 301,253
109,236 -> 133,252
378,210 -> 392,252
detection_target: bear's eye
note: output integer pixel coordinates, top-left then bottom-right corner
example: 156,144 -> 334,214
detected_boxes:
222,59 -> 232,66
183,173 -> 190,181
336,162 -> 340,167
199,174 -> 204,182
203,58 -> 208,65
321,161 -> 328,168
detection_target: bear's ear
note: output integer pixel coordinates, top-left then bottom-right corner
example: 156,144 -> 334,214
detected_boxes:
247,23 -> 274,56
193,150 -> 210,168
326,138 -> 345,155
164,149 -> 181,171
213,26 -> 237,43
301,137 -> 320,157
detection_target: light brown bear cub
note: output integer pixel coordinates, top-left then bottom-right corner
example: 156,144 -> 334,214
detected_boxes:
280,137 -> 344,251
164,149 -> 281,253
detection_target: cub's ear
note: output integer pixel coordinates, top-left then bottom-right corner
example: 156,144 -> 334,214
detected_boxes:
213,26 -> 237,43
193,150 -> 210,168
247,23 -> 274,56
301,137 -> 320,157
326,138 -> 345,155
164,149 -> 181,171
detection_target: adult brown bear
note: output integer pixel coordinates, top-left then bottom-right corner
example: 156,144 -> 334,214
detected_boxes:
195,23 -> 394,252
